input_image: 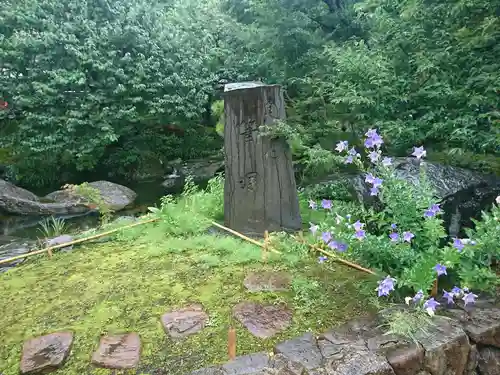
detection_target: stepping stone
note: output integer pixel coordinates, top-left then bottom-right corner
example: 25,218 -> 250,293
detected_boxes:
91,333 -> 141,369
233,301 -> 292,339
243,271 -> 292,292
161,304 -> 209,338
20,331 -> 73,374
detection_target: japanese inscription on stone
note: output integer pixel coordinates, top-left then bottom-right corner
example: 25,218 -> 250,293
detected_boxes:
239,119 -> 257,142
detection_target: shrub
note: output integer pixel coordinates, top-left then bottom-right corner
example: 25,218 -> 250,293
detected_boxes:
306,129 -> 499,319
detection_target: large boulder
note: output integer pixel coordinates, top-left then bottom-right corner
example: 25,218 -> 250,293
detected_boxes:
0,179 -> 90,216
45,181 -> 137,211
310,158 -> 500,237
161,158 -> 225,190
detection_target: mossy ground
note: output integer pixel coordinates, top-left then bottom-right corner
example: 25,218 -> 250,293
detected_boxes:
0,190 -> 379,375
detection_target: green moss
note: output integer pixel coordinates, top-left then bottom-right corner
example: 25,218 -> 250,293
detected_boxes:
0,221 -> 378,375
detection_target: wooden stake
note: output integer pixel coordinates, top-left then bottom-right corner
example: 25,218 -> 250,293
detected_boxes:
210,221 -> 280,254
292,235 -> 376,275
431,278 -> 438,297
262,230 -> 269,262
46,247 -> 53,258
0,218 -> 159,266
228,327 -> 236,360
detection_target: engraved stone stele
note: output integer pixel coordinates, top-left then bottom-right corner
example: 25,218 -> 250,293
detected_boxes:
223,82 -> 302,236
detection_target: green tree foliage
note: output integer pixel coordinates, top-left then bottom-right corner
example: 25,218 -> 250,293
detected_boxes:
0,0 -> 498,186
0,0 -> 227,185
258,0 -> 500,160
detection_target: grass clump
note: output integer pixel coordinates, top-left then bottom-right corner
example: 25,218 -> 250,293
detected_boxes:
0,176 -> 379,375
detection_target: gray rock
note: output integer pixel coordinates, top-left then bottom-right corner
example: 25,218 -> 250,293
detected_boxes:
0,179 -> 90,216
477,346 -> 500,375
46,234 -> 74,252
45,181 -> 137,212
222,352 -> 270,375
161,158 -> 224,190
275,333 -> 324,370
243,271 -> 292,292
20,332 -> 73,374
0,236 -> 36,271
415,316 -> 471,375
318,318 -> 396,375
466,345 -> 479,375
161,304 -> 209,339
311,158 -> 500,236
233,302 -> 293,339
91,333 -> 141,369
454,306 -> 500,348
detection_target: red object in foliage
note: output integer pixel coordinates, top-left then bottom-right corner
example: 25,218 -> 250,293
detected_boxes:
0,100 -> 8,110
162,123 -> 185,136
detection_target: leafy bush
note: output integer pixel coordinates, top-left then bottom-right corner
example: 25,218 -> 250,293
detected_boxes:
62,182 -> 113,224
305,129 -> 499,318
148,174 -> 224,235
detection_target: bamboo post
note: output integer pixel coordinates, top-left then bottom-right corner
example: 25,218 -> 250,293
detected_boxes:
262,230 -> 269,262
431,278 -> 438,297
0,218 -> 159,266
228,327 -> 236,360
292,235 -> 376,275
210,221 -> 280,254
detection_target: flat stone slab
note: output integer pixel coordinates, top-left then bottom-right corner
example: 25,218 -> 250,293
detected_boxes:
20,331 -> 73,374
233,301 -> 292,339
91,333 -> 141,369
275,332 -> 324,370
161,304 -> 209,338
243,271 -> 292,292
191,353 -> 306,375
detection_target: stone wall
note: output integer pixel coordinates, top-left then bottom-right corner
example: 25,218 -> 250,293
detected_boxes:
190,300 -> 500,375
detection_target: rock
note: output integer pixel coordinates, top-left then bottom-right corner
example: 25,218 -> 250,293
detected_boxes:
275,333 -> 324,370
0,179 -> 90,216
161,158 -> 224,190
161,304 -> 209,338
477,346 -> 500,375
243,271 -> 292,292
368,334 -> 424,375
233,302 -> 293,339
91,332 -> 141,369
190,354 -> 306,375
318,319 -> 396,375
0,236 -> 35,272
270,353 -> 307,375
415,316 -> 471,375
314,158 -> 500,236
466,345 -> 479,375
222,352 -> 270,375
46,235 -> 74,252
20,331 -> 73,374
451,306 -> 500,348
45,181 -> 137,212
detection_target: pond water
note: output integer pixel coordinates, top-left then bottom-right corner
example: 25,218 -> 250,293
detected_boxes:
1,179 -> 173,240
0,179 -> 185,270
